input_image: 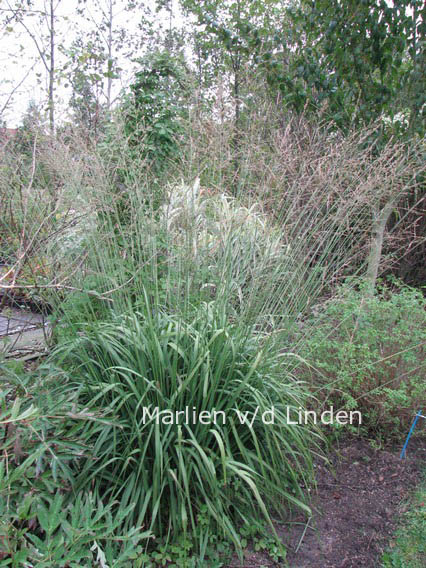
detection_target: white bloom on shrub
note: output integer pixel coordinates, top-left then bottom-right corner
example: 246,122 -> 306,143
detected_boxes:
381,109 -> 410,130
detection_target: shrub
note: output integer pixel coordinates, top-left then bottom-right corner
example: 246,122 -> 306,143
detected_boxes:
53,300 -> 321,559
0,376 -> 151,566
296,279 -> 426,438
125,50 -> 189,172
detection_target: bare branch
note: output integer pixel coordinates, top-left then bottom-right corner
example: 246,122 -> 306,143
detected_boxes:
0,62 -> 36,118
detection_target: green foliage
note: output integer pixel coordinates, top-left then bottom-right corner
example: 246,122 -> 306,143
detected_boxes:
0,488 -> 149,567
281,0 -> 425,133
2,3 -> 425,564
0,484 -> 151,567
64,36 -> 107,133
296,279 -> 426,437
53,299 -> 320,559
182,0 -> 276,66
180,0 -> 286,124
125,50 -> 189,170
0,374 -> 151,566
53,275 -> 113,330
136,518 -> 233,567
382,480 -> 426,568
239,521 -> 286,564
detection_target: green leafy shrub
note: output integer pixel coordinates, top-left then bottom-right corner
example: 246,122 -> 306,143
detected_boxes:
125,50 -> 189,171
296,279 -> 426,438
54,300 -> 321,559
0,380 -> 151,566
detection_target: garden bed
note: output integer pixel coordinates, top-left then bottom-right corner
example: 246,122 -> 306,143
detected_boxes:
229,437 -> 425,567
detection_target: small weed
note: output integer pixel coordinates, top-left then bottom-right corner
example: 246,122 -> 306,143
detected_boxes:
240,521 -> 286,564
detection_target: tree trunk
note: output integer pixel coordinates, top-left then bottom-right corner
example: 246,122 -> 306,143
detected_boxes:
106,0 -> 113,110
230,0 -> 242,195
365,199 -> 396,296
48,0 -> 55,134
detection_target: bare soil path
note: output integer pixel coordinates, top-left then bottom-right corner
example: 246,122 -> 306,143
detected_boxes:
230,437 -> 425,568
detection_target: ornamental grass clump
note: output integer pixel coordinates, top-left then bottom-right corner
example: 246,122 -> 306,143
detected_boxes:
157,178 -> 296,323
54,300 -> 321,556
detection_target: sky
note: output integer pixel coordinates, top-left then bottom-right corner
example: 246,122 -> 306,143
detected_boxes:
0,0 -> 184,127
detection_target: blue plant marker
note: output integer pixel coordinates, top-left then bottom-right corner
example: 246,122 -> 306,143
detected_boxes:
400,410 -> 423,459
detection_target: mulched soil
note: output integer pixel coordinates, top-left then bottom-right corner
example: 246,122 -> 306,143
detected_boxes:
228,437 -> 425,568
